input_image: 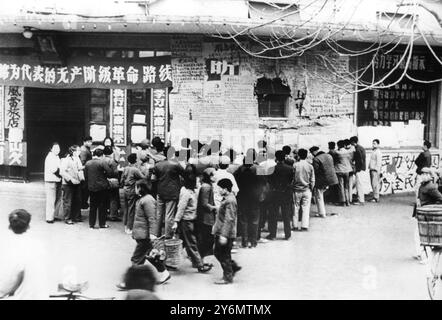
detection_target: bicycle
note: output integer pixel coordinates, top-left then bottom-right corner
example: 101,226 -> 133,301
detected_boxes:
422,246 -> 442,300
50,281 -> 115,300
416,204 -> 442,300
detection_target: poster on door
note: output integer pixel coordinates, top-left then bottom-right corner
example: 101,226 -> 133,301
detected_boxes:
1,141 -> 27,167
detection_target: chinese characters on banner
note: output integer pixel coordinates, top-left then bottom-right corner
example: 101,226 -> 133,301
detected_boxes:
374,54 -> 425,70
0,141 -> 27,167
5,86 -> 24,130
0,56 -> 172,89
152,88 -> 168,140
110,89 -> 127,146
206,59 -> 239,81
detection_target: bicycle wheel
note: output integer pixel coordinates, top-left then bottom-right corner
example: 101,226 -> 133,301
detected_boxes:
427,249 -> 442,300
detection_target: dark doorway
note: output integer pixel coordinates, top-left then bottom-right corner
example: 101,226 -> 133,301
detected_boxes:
25,88 -> 89,175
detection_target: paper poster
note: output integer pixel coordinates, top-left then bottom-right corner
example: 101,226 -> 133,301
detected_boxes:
133,114 -> 146,123
131,125 -> 147,144
90,124 -> 107,142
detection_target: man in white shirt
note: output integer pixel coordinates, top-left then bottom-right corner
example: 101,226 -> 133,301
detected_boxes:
0,210 -> 49,300
368,139 -> 382,202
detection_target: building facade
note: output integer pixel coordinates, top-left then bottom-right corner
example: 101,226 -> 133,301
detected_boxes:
0,0 -> 441,196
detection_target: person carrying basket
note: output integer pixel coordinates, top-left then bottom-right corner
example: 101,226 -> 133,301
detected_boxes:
117,180 -> 170,290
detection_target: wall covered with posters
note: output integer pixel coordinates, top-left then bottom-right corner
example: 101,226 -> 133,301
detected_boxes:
169,35 -> 355,151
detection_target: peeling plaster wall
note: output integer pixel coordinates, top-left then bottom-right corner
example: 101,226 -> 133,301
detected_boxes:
169,35 -> 356,152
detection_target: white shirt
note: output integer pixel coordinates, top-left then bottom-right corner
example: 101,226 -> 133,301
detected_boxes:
44,152 -> 61,183
0,232 -> 49,300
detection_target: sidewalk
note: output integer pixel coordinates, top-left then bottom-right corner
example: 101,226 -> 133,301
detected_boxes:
0,181 -> 428,299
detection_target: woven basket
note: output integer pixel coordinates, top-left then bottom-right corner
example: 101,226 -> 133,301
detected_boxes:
164,238 -> 183,268
416,205 -> 442,247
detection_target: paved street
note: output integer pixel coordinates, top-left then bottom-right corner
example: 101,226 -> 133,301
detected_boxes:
0,181 -> 429,300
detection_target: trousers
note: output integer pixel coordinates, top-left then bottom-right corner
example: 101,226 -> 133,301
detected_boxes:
155,197 -> 178,238
238,197 -> 260,246
214,236 -> 240,283
89,190 -> 107,227
45,182 -> 62,221
62,184 -> 81,221
293,189 -> 312,229
268,191 -> 292,239
370,170 -> 381,201
178,220 -> 204,268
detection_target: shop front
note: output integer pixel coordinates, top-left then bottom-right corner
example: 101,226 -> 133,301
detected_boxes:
355,46 -> 442,195
0,49 -> 172,181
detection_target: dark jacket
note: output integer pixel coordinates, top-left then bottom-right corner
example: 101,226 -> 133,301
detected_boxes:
132,194 -> 157,240
84,158 -> 113,192
353,144 -> 366,172
79,145 -> 92,166
312,152 -> 339,189
212,193 -> 237,239
328,149 -> 339,165
415,150 -> 432,174
234,164 -> 264,201
197,183 -> 217,226
269,162 -> 294,193
419,181 -> 442,206
153,160 -> 184,200
121,165 -> 145,193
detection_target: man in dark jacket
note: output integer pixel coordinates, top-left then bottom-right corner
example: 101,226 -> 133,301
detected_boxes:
310,147 -> 338,217
79,136 -> 93,209
213,179 -> 241,285
84,148 -> 114,229
415,140 -> 432,175
350,136 -> 366,205
234,149 -> 264,248
152,147 -> 184,239
268,150 -> 294,240
414,140 -> 433,200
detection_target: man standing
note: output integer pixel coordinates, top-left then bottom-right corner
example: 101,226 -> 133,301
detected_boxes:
152,146 -> 184,239
234,149 -> 263,248
350,136 -> 366,205
44,142 -> 62,223
84,148 -> 114,229
213,179 -> 241,285
292,149 -> 315,231
268,150 -> 294,240
79,136 -> 93,209
309,146 -> 338,217
368,139 -> 382,203
415,140 -> 433,200
0,209 -> 49,299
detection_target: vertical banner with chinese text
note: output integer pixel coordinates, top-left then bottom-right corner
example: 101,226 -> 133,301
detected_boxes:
151,88 -> 168,141
5,86 -> 24,130
110,89 -> 127,147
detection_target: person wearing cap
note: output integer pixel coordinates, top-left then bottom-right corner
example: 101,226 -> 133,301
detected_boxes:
212,179 -> 241,285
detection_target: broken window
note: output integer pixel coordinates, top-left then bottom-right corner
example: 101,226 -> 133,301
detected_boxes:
255,77 -> 291,118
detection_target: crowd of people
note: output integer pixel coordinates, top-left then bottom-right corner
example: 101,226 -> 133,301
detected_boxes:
42,134 -> 388,286
0,134 -> 437,299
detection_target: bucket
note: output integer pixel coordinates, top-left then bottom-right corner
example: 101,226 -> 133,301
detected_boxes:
416,205 -> 442,246
164,238 -> 183,268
